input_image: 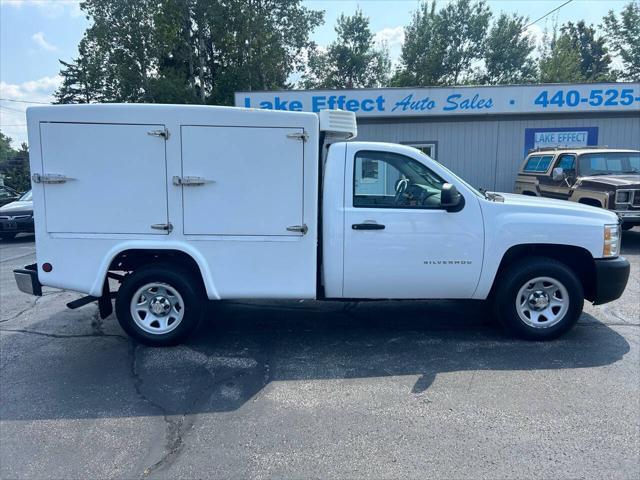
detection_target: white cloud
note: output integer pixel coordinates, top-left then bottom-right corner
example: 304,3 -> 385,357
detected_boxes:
525,23 -> 545,51
0,76 -> 61,145
31,31 -> 57,51
374,26 -> 405,51
1,0 -> 82,19
374,26 -> 405,66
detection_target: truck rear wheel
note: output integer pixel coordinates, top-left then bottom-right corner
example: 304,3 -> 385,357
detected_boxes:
494,257 -> 584,340
115,264 -> 204,346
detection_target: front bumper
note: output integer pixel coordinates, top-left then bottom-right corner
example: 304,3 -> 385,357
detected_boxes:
13,264 -> 42,296
592,256 -> 630,305
0,217 -> 34,234
614,210 -> 640,225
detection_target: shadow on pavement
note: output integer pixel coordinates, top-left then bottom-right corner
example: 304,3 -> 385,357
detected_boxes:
0,298 -> 631,421
621,227 -> 640,254
0,233 -> 35,245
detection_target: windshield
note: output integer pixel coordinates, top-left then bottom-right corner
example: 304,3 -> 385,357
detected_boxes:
579,152 -> 640,176
19,190 -> 32,201
415,150 -> 485,199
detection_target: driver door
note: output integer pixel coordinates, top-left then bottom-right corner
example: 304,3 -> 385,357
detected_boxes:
539,154 -> 576,200
342,146 -> 484,299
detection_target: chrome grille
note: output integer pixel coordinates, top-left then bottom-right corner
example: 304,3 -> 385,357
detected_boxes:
616,189 -> 640,209
0,215 -> 31,220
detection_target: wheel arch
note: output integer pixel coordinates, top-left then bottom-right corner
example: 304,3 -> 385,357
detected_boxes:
490,243 -> 597,301
578,198 -> 603,208
90,242 -> 219,300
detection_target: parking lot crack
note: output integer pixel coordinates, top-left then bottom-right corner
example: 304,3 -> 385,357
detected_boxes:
0,291 -> 64,324
129,344 -> 197,479
0,305 -> 34,324
0,328 -> 128,339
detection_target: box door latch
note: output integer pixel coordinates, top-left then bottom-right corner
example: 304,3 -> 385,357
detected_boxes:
151,222 -> 173,233
286,224 -> 308,235
286,131 -> 309,142
147,128 -> 170,140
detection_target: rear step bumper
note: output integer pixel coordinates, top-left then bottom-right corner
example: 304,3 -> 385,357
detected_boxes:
13,264 -> 42,296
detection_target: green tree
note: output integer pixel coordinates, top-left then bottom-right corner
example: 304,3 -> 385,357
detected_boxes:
439,0 -> 491,84
301,9 -> 390,89
55,36 -> 107,104
538,25 -> 584,83
0,132 -> 30,192
561,21 -> 613,81
0,132 -> 13,166
482,13 -> 536,84
603,0 -> 640,80
391,1 -> 447,86
55,0 -> 323,105
393,0 -> 491,86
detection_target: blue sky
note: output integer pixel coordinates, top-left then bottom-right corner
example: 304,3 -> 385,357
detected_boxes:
0,0 -> 631,145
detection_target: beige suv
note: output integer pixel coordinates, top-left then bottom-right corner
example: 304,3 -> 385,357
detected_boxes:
514,147 -> 640,230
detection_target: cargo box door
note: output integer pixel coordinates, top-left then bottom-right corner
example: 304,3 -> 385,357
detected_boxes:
181,126 -> 304,236
39,123 -> 169,234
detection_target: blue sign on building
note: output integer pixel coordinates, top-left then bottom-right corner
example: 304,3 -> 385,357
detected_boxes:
524,127 -> 599,156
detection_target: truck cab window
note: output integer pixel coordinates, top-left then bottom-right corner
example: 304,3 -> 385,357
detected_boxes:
556,154 -> 576,173
354,151 -> 445,209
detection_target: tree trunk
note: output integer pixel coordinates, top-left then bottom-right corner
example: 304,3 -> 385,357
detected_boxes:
198,32 -> 206,103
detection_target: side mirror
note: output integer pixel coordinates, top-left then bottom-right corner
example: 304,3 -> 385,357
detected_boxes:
441,183 -> 464,212
552,167 -> 565,181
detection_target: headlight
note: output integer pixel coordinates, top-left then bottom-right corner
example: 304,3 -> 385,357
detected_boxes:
603,224 -> 620,257
615,191 -> 631,204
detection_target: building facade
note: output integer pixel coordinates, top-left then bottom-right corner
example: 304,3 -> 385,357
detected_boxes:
235,83 -> 640,192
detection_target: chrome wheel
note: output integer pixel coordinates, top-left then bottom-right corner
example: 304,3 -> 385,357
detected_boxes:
515,276 -> 569,329
130,282 -> 185,335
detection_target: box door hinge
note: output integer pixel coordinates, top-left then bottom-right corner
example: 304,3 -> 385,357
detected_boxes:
286,131 -> 309,142
172,176 -> 213,186
148,128 -> 170,140
32,173 -> 74,184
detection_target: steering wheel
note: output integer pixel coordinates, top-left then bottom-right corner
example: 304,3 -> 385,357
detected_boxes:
394,178 -> 409,206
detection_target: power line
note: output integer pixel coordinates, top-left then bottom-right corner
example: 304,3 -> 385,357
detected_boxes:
523,0 -> 574,30
0,98 -> 50,105
0,105 -> 27,114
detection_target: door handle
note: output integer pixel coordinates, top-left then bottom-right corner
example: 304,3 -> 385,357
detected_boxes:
352,223 -> 385,230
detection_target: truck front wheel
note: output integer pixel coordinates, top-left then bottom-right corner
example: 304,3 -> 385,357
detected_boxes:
115,264 -> 205,346
494,257 -> 584,340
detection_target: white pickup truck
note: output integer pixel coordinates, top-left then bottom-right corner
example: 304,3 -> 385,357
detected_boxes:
14,104 -> 630,345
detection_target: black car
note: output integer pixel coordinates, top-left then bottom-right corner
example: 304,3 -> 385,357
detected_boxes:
0,185 -> 20,207
0,190 -> 34,240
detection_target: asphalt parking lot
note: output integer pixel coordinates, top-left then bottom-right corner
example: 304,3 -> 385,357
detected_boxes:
1,232 -> 639,480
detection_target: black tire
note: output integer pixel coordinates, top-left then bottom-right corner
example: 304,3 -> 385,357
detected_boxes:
622,224 -> 635,231
0,233 -> 17,240
115,263 -> 205,346
494,257 -> 584,340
